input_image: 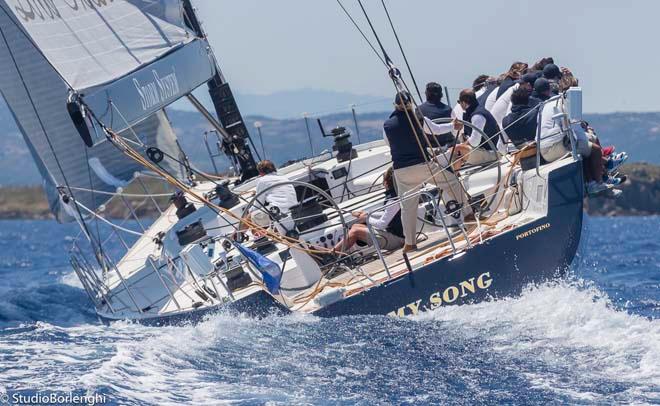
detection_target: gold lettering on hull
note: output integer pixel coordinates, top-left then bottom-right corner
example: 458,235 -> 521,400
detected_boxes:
387,272 -> 494,317
515,223 -> 551,241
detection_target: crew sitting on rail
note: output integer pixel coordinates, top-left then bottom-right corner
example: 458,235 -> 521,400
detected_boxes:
483,61 -> 529,112
536,74 -> 627,195
383,91 -> 468,253
502,87 -> 539,148
334,167 -> 404,253
418,82 -> 454,147
236,160 -> 298,237
453,89 -> 502,166
490,72 -> 539,152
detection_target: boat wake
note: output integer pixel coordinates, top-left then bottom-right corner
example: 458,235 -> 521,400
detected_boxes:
1,273 -> 658,405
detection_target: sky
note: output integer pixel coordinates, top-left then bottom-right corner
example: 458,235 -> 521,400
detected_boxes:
193,0 -> 660,114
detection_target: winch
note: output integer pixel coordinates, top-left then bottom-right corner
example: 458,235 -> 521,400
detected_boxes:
318,119 -> 358,163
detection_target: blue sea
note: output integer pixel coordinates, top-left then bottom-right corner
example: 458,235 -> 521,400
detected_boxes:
0,217 -> 658,405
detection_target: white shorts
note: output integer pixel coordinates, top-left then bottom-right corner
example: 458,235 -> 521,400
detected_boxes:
369,229 -> 405,251
541,141 -> 571,162
467,148 -> 497,165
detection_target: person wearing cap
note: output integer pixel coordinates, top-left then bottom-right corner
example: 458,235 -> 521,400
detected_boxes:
542,63 -> 562,94
489,72 -> 538,152
530,77 -> 552,106
419,82 -> 454,147
502,87 -> 539,147
383,91 -> 468,253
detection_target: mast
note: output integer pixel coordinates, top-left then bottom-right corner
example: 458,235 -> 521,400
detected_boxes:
182,0 -> 259,182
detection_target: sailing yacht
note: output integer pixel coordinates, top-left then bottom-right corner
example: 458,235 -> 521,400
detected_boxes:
0,0 -> 589,324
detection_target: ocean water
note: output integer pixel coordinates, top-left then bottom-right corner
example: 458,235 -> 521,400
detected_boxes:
0,217 -> 658,405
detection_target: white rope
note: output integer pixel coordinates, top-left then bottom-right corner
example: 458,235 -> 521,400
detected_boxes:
74,201 -> 147,237
68,186 -> 172,198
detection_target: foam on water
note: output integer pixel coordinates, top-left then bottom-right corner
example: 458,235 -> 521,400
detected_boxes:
415,280 -> 660,402
2,280 -> 658,405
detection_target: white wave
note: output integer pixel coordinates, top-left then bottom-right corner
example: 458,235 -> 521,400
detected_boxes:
2,281 -> 658,405
59,270 -> 83,289
414,280 -> 660,402
78,312 -> 320,405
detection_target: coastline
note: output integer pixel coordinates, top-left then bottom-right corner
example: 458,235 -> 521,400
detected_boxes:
0,163 -> 657,220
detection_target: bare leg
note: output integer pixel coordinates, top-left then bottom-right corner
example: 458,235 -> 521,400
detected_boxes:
334,224 -> 369,253
588,144 -> 603,182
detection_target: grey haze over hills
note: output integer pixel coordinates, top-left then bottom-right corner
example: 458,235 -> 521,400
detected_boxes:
1,92 -> 660,186
177,88 -> 393,119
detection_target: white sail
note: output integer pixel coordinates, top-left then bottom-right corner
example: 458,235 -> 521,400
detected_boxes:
6,0 -> 191,90
0,1 -> 205,221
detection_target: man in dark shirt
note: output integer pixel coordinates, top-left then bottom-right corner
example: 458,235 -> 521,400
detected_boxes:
384,91 -> 468,252
418,82 -> 454,147
502,87 -> 539,148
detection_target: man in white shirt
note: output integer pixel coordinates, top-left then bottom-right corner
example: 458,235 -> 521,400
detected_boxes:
237,160 -> 298,236
453,89 -> 501,166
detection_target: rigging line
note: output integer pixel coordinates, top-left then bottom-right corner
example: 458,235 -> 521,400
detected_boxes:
335,0 -> 387,68
356,0 -> 394,66
108,131 -> 337,254
83,145 -> 105,260
75,201 -> 147,238
110,102 -> 146,146
380,0 -> 422,102
67,186 -> 172,198
0,21 -> 99,251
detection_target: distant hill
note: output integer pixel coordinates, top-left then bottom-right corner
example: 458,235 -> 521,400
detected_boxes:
3,163 -> 658,220
173,88 -> 392,119
1,93 -> 660,185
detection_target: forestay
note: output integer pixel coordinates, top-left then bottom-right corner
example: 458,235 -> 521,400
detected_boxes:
0,1 -> 209,221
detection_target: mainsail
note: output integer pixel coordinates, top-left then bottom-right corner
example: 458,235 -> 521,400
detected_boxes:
0,1 -> 217,221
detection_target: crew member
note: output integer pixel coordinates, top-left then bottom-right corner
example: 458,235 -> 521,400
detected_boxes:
455,89 -> 502,165
502,87 -> 539,147
236,160 -> 298,237
542,63 -> 562,94
334,167 -> 404,253
384,91 -> 468,253
530,78 -> 552,106
419,82 -> 454,147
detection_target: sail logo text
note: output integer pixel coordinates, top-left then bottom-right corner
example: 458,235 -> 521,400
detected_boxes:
133,68 -> 180,111
515,222 -> 551,241
387,272 -> 493,317
13,0 -> 115,22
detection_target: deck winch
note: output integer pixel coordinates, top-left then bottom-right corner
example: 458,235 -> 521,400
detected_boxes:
318,119 -> 358,163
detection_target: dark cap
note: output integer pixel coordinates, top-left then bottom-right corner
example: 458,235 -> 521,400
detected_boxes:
534,77 -> 551,94
543,64 -> 562,80
520,72 -> 538,86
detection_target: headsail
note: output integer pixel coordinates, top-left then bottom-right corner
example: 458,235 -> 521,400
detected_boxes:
0,1 -> 208,221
